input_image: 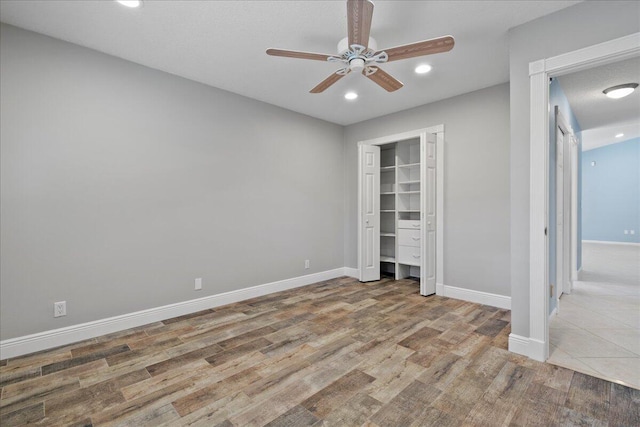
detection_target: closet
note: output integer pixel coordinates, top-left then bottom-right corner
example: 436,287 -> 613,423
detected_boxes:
358,128 -> 438,296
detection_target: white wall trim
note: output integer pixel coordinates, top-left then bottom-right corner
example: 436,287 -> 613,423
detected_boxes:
528,32 -> 640,363
508,333 -> 529,357
436,283 -> 510,310
527,338 -> 547,362
343,267 -> 359,278
0,268 -> 347,360
582,240 -> 640,247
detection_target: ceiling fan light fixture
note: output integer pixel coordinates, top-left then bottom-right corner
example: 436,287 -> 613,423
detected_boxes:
603,83 -> 638,99
349,58 -> 366,72
344,91 -> 358,100
615,133 -> 624,138
415,64 -> 432,74
116,0 -> 142,8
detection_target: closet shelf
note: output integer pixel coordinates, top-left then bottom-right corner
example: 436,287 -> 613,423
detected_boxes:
380,233 -> 396,237
398,210 -> 420,213
398,180 -> 420,185
398,162 -> 420,168
380,209 -> 395,213
399,261 -> 420,267
380,256 -> 396,263
398,191 -> 420,195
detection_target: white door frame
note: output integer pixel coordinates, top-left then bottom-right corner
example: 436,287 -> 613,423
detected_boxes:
570,134 -> 579,286
555,114 -> 565,301
357,125 -> 445,292
554,109 -> 574,302
527,32 -> 640,361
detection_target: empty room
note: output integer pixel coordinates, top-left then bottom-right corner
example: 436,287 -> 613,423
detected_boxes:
1,1 -> 638,426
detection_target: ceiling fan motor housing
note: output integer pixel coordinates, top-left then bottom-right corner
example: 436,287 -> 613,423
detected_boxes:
338,36 -> 377,55
338,37 -> 380,72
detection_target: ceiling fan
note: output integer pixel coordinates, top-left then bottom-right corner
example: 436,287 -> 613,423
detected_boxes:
266,0 -> 454,93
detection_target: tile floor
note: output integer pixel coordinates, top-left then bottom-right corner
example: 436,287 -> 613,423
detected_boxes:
549,241 -> 640,390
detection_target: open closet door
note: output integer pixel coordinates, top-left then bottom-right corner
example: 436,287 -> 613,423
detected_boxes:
358,144 -> 380,282
421,133 -> 437,295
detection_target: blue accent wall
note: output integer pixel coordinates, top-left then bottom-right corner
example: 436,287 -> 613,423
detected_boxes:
548,79 -> 582,314
582,138 -> 640,243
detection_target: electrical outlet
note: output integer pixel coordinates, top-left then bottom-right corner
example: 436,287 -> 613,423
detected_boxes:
195,278 -> 202,290
304,260 -> 310,269
624,230 -> 629,235
631,230 -> 636,235
54,301 -> 66,318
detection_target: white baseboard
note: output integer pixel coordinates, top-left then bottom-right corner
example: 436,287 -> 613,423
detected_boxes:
508,333 -> 529,357
509,334 -> 546,361
0,268 -> 347,360
435,283 -> 510,310
343,267 -> 359,278
527,338 -> 546,362
582,240 -> 640,247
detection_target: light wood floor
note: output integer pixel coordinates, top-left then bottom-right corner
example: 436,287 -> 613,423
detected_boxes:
1,277 -> 638,426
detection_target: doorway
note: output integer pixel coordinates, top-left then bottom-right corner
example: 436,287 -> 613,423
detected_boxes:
357,125 -> 445,297
546,59 -> 640,389
527,33 -> 640,363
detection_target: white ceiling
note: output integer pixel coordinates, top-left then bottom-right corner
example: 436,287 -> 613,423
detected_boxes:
0,0 -> 580,125
557,57 -> 640,151
580,120 -> 640,151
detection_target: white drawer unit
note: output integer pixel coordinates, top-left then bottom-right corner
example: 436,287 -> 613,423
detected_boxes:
398,229 -> 421,247
398,220 -> 421,229
398,245 -> 421,266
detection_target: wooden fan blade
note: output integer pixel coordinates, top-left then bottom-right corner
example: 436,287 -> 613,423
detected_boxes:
266,48 -> 336,62
347,0 -> 374,48
381,36 -> 455,62
364,67 -> 403,92
310,71 -> 349,93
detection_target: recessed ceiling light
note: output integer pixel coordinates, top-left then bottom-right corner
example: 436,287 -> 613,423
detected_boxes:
344,92 -> 358,100
116,0 -> 142,8
615,133 -> 624,138
415,64 -> 432,74
603,83 -> 638,99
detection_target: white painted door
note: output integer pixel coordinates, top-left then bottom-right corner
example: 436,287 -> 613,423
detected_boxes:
359,144 -> 380,282
570,138 -> 578,288
556,126 -> 564,299
421,133 -> 437,296
562,133 -> 572,294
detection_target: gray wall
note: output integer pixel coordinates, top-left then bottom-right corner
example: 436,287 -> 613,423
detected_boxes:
508,1 -> 640,338
0,24 -> 345,340
344,84 -> 511,297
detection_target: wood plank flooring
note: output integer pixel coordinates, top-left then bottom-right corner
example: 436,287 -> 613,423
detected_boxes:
1,276 -> 638,426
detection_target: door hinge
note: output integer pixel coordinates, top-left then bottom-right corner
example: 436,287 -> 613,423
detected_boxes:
544,227 -> 548,236
550,283 -> 554,297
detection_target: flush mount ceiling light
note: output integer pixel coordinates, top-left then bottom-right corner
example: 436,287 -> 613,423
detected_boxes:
603,83 -> 638,99
344,91 -> 358,100
415,64 -> 432,74
116,0 -> 142,8
615,133 -> 624,138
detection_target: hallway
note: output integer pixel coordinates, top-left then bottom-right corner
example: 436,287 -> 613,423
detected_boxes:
549,241 -> 640,389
